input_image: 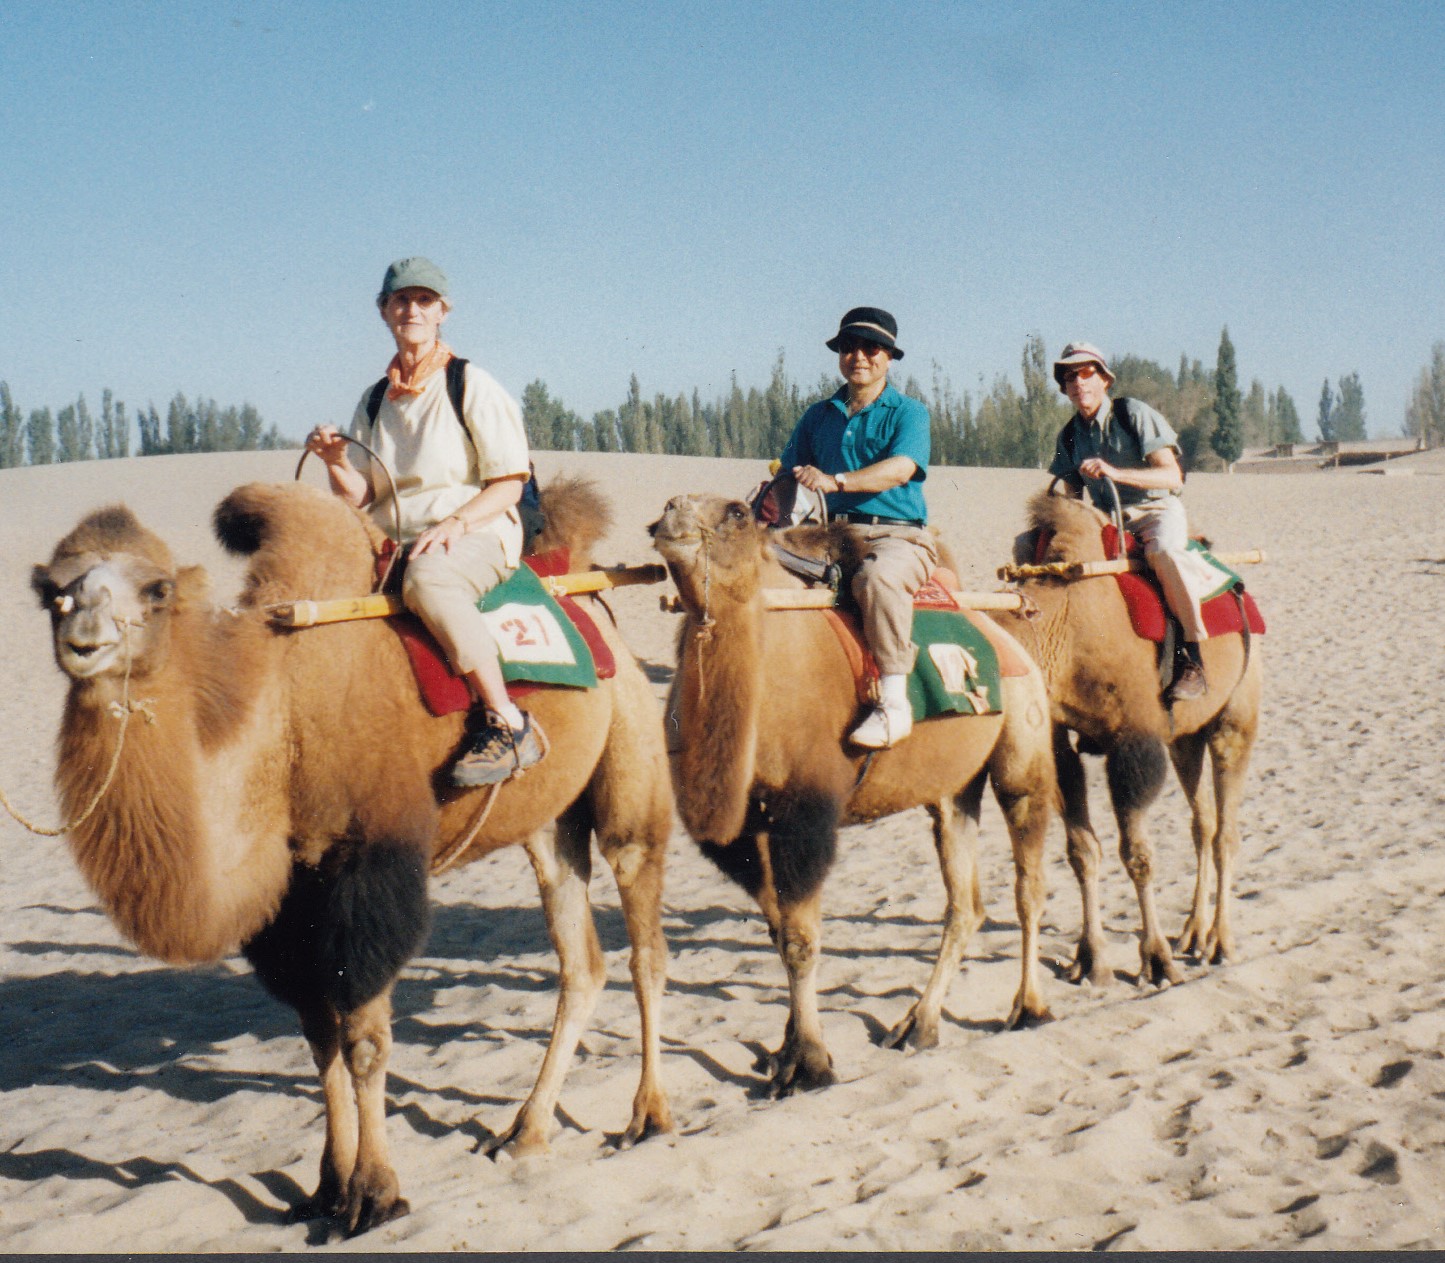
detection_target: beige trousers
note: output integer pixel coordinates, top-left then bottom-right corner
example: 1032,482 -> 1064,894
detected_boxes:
1126,498 -> 1209,642
849,524 -> 939,676
401,529 -> 513,676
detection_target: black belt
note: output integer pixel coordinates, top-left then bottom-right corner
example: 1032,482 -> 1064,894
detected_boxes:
837,512 -> 925,528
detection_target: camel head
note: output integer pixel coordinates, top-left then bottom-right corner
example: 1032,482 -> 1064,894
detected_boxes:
1019,489 -> 1112,566
33,505 -> 206,682
649,493 -> 772,616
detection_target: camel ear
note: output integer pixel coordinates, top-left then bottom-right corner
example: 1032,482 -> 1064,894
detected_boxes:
174,565 -> 213,607
31,564 -> 59,610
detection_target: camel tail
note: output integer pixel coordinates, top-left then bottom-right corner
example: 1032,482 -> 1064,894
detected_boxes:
530,474 -> 613,570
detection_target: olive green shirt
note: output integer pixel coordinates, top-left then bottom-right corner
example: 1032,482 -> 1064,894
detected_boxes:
1049,396 -> 1181,509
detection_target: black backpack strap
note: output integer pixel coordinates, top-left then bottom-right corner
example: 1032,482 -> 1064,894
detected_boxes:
364,377 -> 388,428
446,356 -> 469,429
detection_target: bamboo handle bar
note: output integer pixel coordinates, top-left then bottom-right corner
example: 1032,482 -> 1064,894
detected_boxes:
660,589 -> 1025,613
266,563 -> 670,627
997,549 -> 1266,582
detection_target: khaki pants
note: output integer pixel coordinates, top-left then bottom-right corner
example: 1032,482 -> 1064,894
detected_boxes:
849,524 -> 939,676
1126,498 -> 1208,642
401,529 -> 512,676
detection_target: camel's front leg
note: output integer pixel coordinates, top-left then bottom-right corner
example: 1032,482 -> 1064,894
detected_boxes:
1057,729 -> 1109,986
1169,732 -> 1216,956
1106,738 -> 1183,987
338,986 -> 408,1236
492,819 -> 607,1157
598,823 -> 675,1147
885,780 -> 987,1050
769,880 -> 836,1095
996,775 -> 1055,1030
289,1000 -> 357,1223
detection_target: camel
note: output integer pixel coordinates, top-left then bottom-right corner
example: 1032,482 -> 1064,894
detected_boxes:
31,477 -> 674,1236
649,493 -> 1057,1094
992,489 -> 1263,987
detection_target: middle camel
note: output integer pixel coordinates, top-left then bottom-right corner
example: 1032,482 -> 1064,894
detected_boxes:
651,493 -> 1058,1095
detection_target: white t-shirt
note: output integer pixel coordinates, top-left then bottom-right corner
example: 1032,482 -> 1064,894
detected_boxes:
348,361 -> 530,562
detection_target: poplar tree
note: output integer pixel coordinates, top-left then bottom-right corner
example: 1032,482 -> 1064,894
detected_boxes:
1209,326 -> 1243,466
1334,372 -> 1366,440
1317,379 -> 1338,441
27,407 -> 55,464
0,382 -> 23,467
1405,343 -> 1444,447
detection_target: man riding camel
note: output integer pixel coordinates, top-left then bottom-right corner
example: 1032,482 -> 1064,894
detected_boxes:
1047,341 -> 1208,702
779,306 -> 935,748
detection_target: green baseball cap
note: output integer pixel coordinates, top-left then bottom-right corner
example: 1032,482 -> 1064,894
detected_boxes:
378,256 -> 449,300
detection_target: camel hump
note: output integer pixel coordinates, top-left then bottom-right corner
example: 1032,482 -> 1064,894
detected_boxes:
529,475 -> 613,570
45,503 -> 174,571
1022,490 -> 1109,562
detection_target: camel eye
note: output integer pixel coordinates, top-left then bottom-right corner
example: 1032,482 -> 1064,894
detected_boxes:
142,578 -> 174,606
726,503 -> 748,522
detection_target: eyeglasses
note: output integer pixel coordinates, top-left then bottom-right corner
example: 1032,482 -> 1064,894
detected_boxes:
837,338 -> 890,359
386,290 -> 442,310
1062,364 -> 1100,383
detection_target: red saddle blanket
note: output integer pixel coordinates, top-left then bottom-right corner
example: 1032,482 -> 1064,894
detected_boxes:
378,547 -> 616,718
823,567 -> 1033,705
1034,527 -> 1266,643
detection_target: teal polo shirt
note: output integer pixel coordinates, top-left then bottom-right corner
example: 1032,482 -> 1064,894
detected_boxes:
1048,396 -> 1180,510
779,383 -> 931,523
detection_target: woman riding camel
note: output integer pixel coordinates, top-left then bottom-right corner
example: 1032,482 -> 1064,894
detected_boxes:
305,256 -> 545,785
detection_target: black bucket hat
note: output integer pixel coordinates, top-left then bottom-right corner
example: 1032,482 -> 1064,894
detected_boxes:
826,306 -> 904,359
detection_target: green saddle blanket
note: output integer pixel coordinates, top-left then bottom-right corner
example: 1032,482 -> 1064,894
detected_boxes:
479,564 -> 598,689
905,609 -> 1002,720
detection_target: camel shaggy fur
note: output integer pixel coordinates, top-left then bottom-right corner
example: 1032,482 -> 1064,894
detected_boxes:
994,490 -> 1262,986
32,478 -> 674,1236
650,493 -> 1056,1093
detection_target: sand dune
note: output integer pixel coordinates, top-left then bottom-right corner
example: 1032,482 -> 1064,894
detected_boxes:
1,448 -> 1441,1250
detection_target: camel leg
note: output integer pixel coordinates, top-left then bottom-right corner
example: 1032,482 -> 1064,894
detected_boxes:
884,779 -> 987,1050
1169,732 -> 1216,957
1204,710 -> 1257,964
994,778 -> 1055,1031
337,986 -> 409,1236
1056,729 -> 1110,987
596,820 -> 675,1147
769,879 -> 836,1095
492,814 -> 608,1157
288,1000 -> 357,1223
1106,738 -> 1183,987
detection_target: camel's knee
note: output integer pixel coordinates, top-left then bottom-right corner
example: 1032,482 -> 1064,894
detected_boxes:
344,1031 -> 386,1083
1119,835 -> 1156,887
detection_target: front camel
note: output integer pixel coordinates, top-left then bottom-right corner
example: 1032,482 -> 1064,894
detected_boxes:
31,477 -> 673,1237
993,489 -> 1263,986
651,492 -> 1057,1093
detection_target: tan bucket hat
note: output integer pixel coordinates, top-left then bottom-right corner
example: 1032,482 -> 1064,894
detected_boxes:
1052,341 -> 1114,389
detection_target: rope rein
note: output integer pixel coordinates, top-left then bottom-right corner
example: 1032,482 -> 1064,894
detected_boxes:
690,528 -> 717,705
0,618 -> 154,838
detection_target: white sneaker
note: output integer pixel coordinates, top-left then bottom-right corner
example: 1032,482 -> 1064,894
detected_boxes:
849,699 -> 913,749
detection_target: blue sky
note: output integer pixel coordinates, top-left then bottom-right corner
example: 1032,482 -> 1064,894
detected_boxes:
3,1 -> 1442,442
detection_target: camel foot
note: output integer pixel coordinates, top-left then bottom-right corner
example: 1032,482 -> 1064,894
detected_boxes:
285,1188 -> 344,1225
1174,915 -> 1209,958
767,1038 -> 836,1098
1001,996 -> 1054,1032
882,1004 -> 940,1051
340,1170 -> 409,1238
617,1095 -> 675,1150
485,1111 -> 552,1161
1206,930 -> 1237,966
1137,941 -> 1184,988
1065,942 -> 1110,988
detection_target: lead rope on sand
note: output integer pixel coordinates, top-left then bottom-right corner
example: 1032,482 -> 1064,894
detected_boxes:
0,619 -> 154,837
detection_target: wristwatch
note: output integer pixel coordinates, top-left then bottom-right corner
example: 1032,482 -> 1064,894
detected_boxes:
835,471 -> 848,491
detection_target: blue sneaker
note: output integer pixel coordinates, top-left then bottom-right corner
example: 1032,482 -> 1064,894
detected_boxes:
452,710 -> 546,787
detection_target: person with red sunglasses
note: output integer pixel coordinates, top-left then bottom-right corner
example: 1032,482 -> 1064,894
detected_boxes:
1048,342 -> 1208,702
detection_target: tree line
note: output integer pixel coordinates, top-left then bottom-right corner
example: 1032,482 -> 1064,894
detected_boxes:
0,384 -> 292,468
519,329 -> 1376,472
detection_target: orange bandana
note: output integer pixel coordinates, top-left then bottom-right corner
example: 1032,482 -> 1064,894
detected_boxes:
386,341 -> 454,399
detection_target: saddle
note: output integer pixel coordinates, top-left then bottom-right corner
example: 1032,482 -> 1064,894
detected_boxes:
376,544 -> 616,718
823,567 -> 1032,721
1066,524 -> 1266,642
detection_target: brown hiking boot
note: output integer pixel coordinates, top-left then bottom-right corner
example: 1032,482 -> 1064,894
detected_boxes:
1165,659 -> 1207,704
452,709 -> 546,787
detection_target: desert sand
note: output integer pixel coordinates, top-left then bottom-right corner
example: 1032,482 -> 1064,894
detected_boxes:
1,445 -> 1442,1251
